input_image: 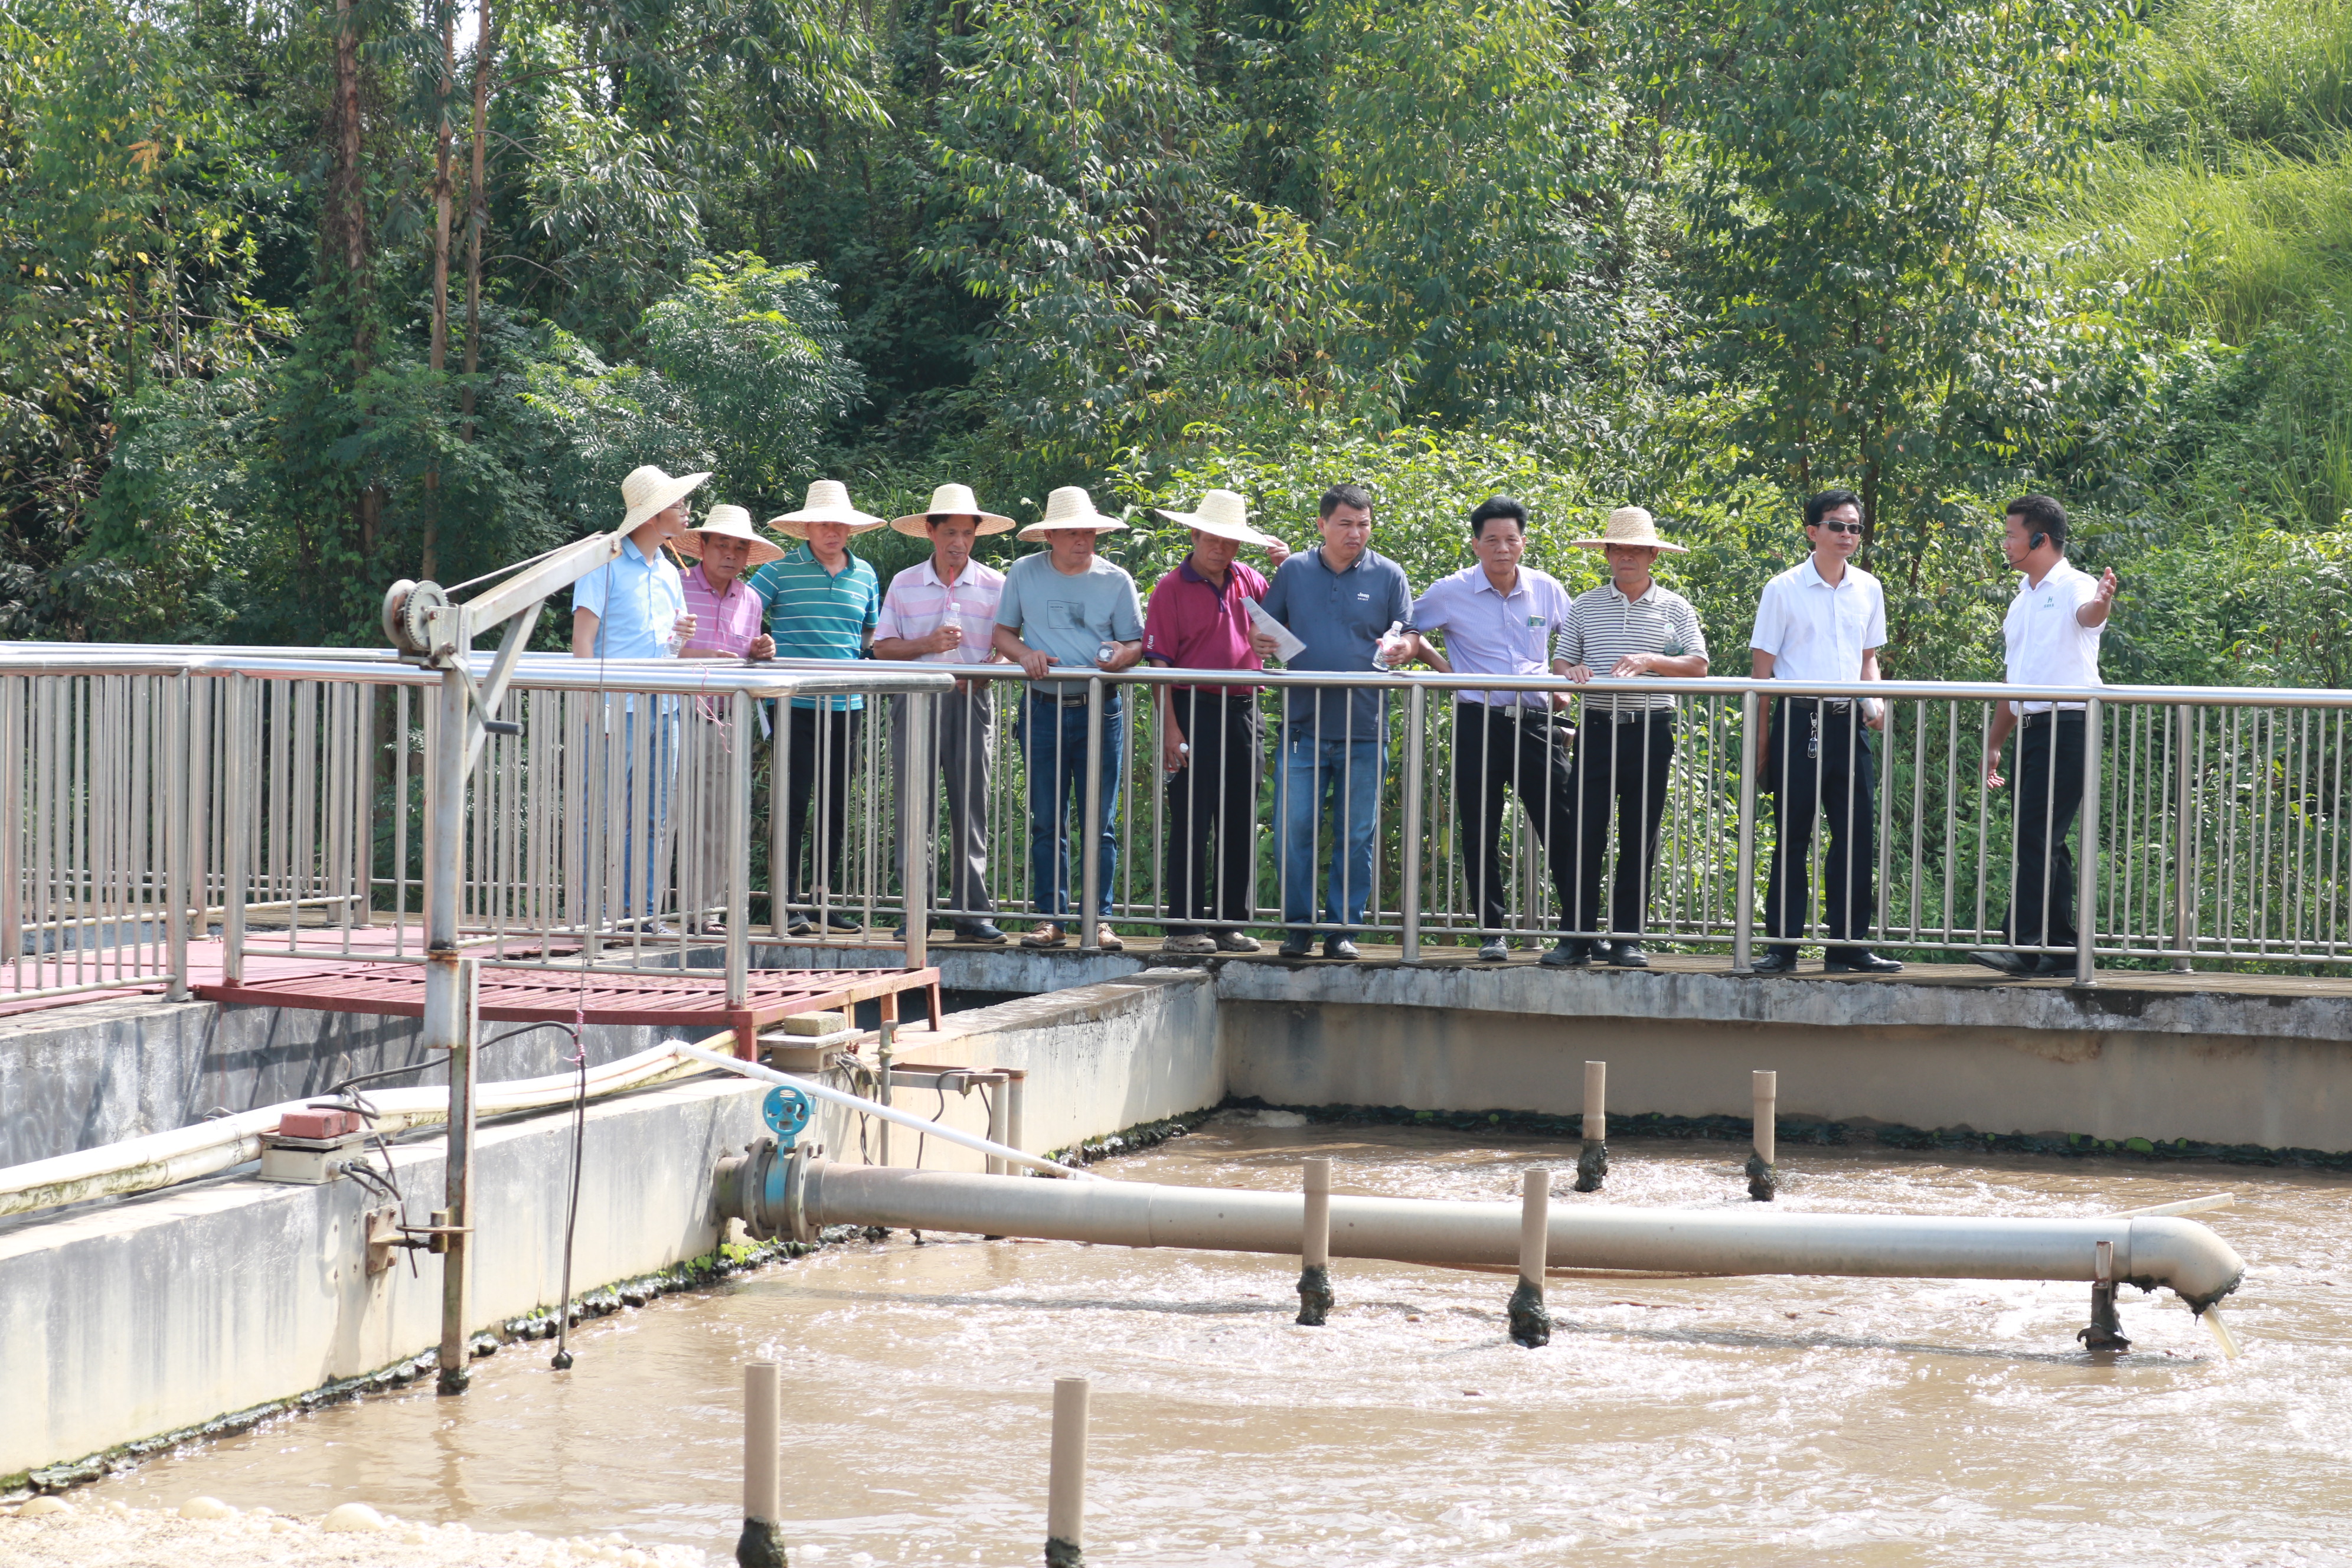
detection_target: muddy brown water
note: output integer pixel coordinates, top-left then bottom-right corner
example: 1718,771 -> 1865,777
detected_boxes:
79,1120 -> 2352,1565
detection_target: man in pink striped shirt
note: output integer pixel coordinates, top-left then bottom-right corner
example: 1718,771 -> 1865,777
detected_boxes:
674,505 -> 780,932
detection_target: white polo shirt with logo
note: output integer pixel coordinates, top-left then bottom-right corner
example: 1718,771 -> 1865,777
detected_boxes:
2001,558 -> 2105,714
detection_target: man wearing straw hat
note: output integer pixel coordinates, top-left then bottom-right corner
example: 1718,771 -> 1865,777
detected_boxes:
670,504 -> 781,935
874,484 -> 1016,945
1554,505 -> 1711,969
1141,488 -> 1289,956
990,486 -> 1144,951
746,480 -> 886,936
571,463 -> 707,929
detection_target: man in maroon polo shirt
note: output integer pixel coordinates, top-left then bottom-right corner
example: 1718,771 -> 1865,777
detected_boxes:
1143,489 -> 1291,955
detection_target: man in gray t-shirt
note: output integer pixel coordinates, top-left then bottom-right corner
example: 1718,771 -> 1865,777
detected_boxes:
992,486 -> 1145,950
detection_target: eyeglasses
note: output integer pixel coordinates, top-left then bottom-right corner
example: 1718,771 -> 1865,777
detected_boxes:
1814,521 -> 1863,535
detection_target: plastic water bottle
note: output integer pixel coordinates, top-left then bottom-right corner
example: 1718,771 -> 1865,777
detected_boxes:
1370,620 -> 1404,672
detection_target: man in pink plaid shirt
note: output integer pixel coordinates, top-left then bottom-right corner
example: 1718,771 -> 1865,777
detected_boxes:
673,505 -> 780,932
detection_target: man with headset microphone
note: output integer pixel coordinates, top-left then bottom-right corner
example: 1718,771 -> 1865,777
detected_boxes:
1975,494 -> 2118,976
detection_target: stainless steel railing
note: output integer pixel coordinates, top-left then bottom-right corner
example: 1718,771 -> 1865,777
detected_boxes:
9,639 -> 2351,1003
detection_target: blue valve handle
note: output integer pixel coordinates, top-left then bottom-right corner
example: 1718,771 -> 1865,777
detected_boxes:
762,1084 -> 814,1148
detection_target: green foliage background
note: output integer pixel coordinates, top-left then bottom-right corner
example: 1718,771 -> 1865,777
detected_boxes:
1,0 -> 2347,684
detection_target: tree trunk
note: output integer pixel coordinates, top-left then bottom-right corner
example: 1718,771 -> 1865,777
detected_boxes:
423,0 -> 456,580
332,0 -> 380,565
460,0 -> 492,445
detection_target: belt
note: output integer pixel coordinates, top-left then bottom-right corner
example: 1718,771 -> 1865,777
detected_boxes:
2020,709 -> 2087,727
1029,691 -> 1116,708
1781,696 -> 1856,711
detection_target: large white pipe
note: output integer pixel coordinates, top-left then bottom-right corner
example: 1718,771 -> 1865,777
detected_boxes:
801,1162 -> 2248,1311
0,1042 -> 704,1218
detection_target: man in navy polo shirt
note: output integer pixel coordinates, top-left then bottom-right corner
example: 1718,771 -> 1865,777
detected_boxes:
1251,483 -> 1413,960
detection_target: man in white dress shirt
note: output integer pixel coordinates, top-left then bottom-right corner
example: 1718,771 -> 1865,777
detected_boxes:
1974,494 -> 2118,976
1746,489 -> 1902,975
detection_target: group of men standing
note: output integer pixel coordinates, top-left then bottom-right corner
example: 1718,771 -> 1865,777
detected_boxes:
569,464 -> 2116,974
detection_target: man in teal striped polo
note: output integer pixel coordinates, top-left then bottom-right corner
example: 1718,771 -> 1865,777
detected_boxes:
748,481 -> 885,936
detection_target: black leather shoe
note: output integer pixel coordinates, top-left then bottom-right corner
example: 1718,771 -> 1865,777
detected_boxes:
1608,941 -> 1650,969
1324,935 -> 1361,961
1539,939 -> 1590,968
1826,949 -> 1903,974
2031,953 -> 2076,976
1747,949 -> 1798,975
955,919 -> 1009,945
1278,931 -> 1315,958
1969,949 -> 2031,977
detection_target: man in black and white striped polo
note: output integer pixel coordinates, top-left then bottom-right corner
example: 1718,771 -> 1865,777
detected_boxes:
1553,507 -> 1710,967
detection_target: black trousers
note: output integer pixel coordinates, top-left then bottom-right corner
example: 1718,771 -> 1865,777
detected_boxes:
1763,697 -> 1877,957
782,705 -> 863,903
1452,702 -> 1577,933
1163,689 -> 1262,932
2003,711 -> 2086,950
1569,710 -> 1675,937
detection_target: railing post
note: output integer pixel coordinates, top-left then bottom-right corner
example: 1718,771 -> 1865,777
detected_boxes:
2173,702 -> 2196,972
2073,696 -> 2102,988
727,689 -> 752,1011
221,672 -> 250,986
1732,687 -> 1759,974
3,675 -> 24,982
1079,675 -> 1105,951
903,688 -> 933,975
1399,682 -> 1425,962
164,671 -> 191,1001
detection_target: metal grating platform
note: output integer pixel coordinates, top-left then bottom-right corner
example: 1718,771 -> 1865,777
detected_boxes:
196,963 -> 942,1057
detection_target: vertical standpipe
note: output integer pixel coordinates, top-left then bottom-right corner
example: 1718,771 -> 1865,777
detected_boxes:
1746,1070 -> 1779,1202
1297,1156 -> 1333,1325
1046,1376 -> 1090,1568
1574,1059 -> 1608,1192
737,1360 -> 788,1568
1508,1168 -> 1551,1347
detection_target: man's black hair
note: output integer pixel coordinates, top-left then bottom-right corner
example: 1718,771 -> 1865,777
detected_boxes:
1318,483 -> 1375,520
1804,489 -> 1864,529
2005,493 -> 2068,550
1469,495 -> 1529,538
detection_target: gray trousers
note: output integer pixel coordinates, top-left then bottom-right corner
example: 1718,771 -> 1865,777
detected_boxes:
890,687 -> 997,921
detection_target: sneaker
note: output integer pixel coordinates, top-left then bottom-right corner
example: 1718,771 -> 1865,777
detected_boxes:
786,915 -> 817,937
1476,937 -> 1510,962
1162,933 -> 1219,955
1022,922 -> 1067,949
824,912 -> 863,933
1324,935 -> 1360,961
1213,929 -> 1262,953
1278,930 -> 1315,958
1540,939 -> 1591,968
1095,928 -> 1125,952
1608,941 -> 1650,969
953,919 -> 1009,945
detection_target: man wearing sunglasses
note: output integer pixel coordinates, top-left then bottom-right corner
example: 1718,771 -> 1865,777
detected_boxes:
1746,489 -> 1902,975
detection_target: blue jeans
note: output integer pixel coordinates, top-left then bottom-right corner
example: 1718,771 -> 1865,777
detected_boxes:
1278,727 -> 1385,931
1018,695 -> 1125,919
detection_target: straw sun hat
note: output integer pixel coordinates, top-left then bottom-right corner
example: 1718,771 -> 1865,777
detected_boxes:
1153,488 -> 1275,548
676,504 -> 785,566
1016,485 -> 1130,541
766,479 -> 886,540
1572,505 -> 1687,554
619,464 -> 711,533
889,482 -> 1016,539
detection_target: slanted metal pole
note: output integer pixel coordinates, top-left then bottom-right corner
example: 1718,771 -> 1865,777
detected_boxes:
1747,1069 -> 1778,1202
737,1360 -> 787,1567
2075,696 -> 2102,988
727,690 -> 752,1012
1733,688 -> 1759,974
1046,1376 -> 1090,1568
1574,1060 -> 1608,1193
1297,1156 -> 1332,1325
1508,1168 -> 1550,1347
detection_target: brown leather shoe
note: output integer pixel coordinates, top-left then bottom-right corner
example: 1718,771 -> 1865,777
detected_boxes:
1021,922 -> 1066,949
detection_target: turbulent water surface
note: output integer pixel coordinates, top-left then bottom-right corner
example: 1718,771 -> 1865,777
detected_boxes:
81,1121 -> 2352,1565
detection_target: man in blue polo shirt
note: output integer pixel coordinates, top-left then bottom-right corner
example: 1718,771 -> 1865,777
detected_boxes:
1251,482 -> 1413,960
747,479 -> 884,936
